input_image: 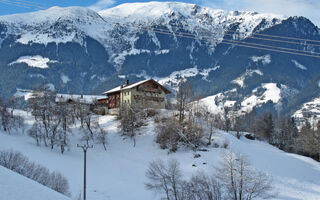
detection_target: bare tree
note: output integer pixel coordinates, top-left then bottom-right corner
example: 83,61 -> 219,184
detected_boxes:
119,104 -> 144,147
9,97 -> 17,118
28,121 -> 44,146
146,159 -> 222,200
55,103 -> 72,154
187,172 -> 222,200
145,159 -> 183,200
254,113 -> 274,142
28,86 -> 57,146
0,100 -> 10,132
48,116 -> 61,150
216,151 -> 274,200
95,122 -> 108,150
202,105 -> 219,145
223,107 -> 231,133
233,116 -> 243,139
176,81 -> 193,123
74,101 -> 90,128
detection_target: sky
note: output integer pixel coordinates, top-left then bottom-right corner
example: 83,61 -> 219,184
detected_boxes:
0,0 -> 319,26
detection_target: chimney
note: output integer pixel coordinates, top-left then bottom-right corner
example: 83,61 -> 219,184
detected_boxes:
126,80 -> 129,85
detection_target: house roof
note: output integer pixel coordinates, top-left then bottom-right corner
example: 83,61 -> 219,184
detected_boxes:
55,94 -> 106,104
103,79 -> 171,95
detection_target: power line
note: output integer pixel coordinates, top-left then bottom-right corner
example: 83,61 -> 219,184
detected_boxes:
148,27 -> 320,55
14,0 -> 45,6
0,0 -> 35,9
11,0 -> 46,9
106,13 -> 320,46
226,32 -> 320,47
147,24 -> 320,48
138,26 -> 320,58
0,0 -> 54,10
246,31 -> 320,44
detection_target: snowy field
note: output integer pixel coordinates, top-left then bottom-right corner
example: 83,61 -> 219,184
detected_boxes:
0,165 -> 70,200
1,111 -> 320,200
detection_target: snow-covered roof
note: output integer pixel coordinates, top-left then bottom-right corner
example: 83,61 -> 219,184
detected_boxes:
103,79 -> 171,95
55,94 -> 106,104
103,79 -> 150,94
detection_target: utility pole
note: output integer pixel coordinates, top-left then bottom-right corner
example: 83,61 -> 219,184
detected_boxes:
77,144 -> 93,200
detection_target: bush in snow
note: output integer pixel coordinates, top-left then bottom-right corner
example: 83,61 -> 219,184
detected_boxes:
156,114 -> 204,152
156,118 -> 181,152
0,150 -> 70,196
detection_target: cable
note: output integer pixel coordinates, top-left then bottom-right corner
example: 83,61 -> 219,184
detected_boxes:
14,0 -> 45,6
0,0 -> 42,9
106,13 -> 320,46
0,0 -> 36,9
11,0 -> 46,9
138,26 -> 320,58
226,32 -> 320,47
148,24 -> 320,48
243,32 -> 320,44
148,27 -> 320,55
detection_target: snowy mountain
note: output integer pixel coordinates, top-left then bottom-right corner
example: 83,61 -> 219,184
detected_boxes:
0,1 -> 320,115
0,165 -> 71,200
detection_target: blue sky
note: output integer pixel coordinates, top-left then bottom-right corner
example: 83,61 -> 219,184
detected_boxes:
0,0 -> 319,26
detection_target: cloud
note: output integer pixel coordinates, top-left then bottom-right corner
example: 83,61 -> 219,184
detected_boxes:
88,0 -> 115,11
198,0 -> 320,26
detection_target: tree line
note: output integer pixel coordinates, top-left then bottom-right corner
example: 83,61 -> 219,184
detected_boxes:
25,86 -> 108,153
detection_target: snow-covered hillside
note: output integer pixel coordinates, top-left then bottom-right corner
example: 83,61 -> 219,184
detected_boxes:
1,111 -> 320,200
200,83 -> 298,115
0,165 -> 70,200
293,97 -> 320,126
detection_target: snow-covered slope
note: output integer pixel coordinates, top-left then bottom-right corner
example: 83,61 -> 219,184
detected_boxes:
200,82 -> 300,115
293,97 -> 320,126
99,1 -> 284,39
9,55 -> 57,68
0,165 -> 70,200
0,6 -> 112,46
1,111 -> 320,200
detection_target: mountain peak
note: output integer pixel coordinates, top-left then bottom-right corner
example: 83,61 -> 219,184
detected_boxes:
98,1 -> 284,20
0,6 -> 100,24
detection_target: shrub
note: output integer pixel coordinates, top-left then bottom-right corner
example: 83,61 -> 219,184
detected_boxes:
0,150 -> 70,196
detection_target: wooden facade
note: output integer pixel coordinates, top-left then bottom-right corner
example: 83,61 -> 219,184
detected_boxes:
104,79 -> 171,111
107,93 -> 120,109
